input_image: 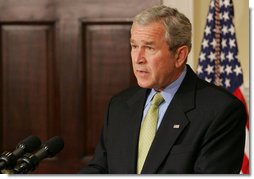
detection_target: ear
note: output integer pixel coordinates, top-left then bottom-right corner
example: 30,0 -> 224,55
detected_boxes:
174,46 -> 189,68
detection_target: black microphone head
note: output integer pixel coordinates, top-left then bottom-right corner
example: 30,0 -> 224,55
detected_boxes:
16,136 -> 41,153
43,136 -> 64,157
0,136 -> 41,170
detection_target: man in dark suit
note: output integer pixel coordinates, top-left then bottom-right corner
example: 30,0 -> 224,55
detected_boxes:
80,5 -> 246,174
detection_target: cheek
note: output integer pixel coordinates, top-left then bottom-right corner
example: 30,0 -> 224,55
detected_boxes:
131,52 -> 136,66
131,51 -> 135,61
152,56 -> 171,71
153,58 -> 175,78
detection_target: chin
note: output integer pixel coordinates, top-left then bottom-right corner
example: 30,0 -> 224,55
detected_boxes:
137,81 -> 152,89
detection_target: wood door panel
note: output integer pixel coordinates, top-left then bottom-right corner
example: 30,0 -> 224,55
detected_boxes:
1,24 -> 58,149
82,22 -> 135,157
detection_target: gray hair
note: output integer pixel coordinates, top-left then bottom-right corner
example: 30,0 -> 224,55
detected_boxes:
133,5 -> 192,53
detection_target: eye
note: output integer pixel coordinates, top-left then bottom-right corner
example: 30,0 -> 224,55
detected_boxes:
146,46 -> 154,51
131,44 -> 138,49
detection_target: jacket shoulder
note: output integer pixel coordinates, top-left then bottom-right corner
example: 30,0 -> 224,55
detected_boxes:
196,77 -> 244,108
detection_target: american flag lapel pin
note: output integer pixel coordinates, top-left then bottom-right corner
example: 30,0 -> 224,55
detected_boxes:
173,124 -> 180,129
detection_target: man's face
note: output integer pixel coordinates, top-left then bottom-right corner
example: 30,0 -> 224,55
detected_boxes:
130,22 -> 179,91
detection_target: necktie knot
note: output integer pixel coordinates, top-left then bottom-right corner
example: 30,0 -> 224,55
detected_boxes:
151,93 -> 164,106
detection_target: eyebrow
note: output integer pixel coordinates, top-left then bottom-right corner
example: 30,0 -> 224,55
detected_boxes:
130,39 -> 135,44
143,41 -> 155,45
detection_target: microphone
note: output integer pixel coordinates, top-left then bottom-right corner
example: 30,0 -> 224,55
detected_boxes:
13,136 -> 64,174
0,136 -> 41,171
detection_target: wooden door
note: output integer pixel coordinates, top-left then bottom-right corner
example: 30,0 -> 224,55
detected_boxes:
0,0 -> 161,173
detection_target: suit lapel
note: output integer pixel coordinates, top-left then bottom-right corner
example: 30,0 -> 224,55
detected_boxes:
141,100 -> 190,174
141,65 -> 197,174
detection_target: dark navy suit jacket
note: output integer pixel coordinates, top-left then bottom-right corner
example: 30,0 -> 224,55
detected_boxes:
81,65 -> 246,174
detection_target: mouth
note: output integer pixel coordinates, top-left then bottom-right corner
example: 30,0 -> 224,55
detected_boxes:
136,70 -> 149,76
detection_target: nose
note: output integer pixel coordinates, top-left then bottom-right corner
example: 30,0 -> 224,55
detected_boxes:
133,48 -> 146,64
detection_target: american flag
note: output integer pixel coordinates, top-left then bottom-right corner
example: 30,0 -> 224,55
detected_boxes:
197,0 -> 249,174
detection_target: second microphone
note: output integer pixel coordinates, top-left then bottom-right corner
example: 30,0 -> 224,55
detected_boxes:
13,136 -> 64,174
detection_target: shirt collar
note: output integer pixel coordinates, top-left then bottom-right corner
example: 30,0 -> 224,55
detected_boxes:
145,65 -> 187,105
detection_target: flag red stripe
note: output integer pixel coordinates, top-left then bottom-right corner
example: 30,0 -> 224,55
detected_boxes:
233,88 -> 249,129
233,87 -> 249,174
241,154 -> 249,174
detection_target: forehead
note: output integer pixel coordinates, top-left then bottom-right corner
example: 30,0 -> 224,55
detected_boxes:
130,22 -> 165,43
